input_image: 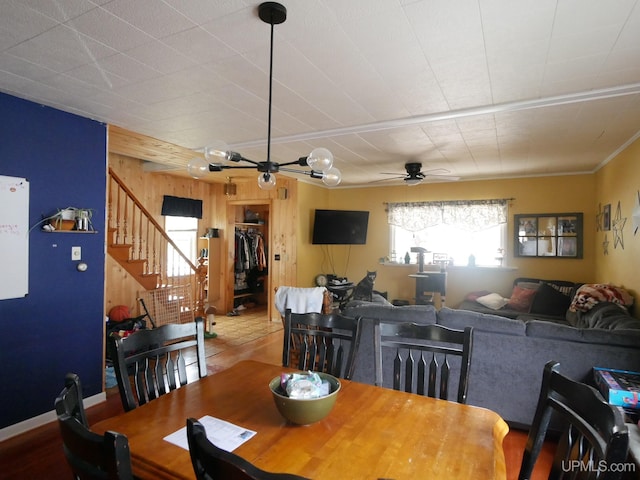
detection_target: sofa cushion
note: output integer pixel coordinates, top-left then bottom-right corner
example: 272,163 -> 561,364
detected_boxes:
458,300 -> 522,319
529,281 -> 572,316
506,285 -> 537,312
343,302 -> 437,324
525,319 -> 640,347
568,301 -> 640,330
476,293 -> 509,310
438,307 -> 526,335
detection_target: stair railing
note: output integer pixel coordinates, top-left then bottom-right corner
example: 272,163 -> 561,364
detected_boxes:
107,167 -> 206,319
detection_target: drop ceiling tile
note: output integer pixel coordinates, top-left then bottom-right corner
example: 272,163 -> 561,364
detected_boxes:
5,24 -> 117,73
0,1 -> 58,50
17,0 -> 98,22
70,6 -> 153,52
0,52 -> 58,82
124,40 -> 196,74
102,0 -> 197,39
84,52 -> 161,84
162,27 -> 237,64
163,0 -> 251,25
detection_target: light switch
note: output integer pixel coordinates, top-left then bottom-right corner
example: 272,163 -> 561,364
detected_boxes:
71,246 -> 81,260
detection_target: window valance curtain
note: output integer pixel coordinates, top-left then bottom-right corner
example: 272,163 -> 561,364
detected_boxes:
387,199 -> 508,232
161,195 -> 203,219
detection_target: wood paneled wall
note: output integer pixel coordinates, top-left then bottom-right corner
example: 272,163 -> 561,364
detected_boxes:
106,126 -> 299,322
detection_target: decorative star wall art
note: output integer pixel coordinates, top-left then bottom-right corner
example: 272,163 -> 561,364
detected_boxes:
612,201 -> 627,249
633,190 -> 640,236
603,234 -> 609,255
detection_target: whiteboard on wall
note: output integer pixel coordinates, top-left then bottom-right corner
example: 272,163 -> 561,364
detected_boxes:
0,175 -> 29,300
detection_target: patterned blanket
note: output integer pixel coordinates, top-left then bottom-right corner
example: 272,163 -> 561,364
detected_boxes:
569,284 -> 634,312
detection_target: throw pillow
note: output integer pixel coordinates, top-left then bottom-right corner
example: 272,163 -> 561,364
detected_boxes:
515,281 -> 541,291
506,286 -> 537,312
476,293 -> 509,310
466,290 -> 492,301
569,284 -> 634,312
530,282 -> 571,316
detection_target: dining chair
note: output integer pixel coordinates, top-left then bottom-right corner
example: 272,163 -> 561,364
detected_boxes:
373,321 -> 473,403
283,309 -> 363,380
518,361 -> 629,480
186,418 -> 309,480
54,372 -> 89,427
107,317 -> 207,412
55,373 -> 134,480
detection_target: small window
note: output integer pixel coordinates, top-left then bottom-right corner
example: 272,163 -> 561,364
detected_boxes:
165,216 -> 198,275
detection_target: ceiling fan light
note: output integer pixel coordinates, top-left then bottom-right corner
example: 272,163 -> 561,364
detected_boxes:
204,141 -> 230,162
322,167 -> 342,187
307,147 -> 333,172
187,157 -> 209,179
258,172 -> 276,190
405,177 -> 423,186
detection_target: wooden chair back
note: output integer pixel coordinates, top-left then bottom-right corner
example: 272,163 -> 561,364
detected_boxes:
373,321 -> 473,404
54,372 -> 89,427
186,418 -> 308,480
55,374 -> 134,480
107,317 -> 207,412
518,361 -> 629,480
283,309 -> 363,380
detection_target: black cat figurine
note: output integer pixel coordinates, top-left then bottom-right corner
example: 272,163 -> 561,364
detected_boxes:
351,271 -> 377,302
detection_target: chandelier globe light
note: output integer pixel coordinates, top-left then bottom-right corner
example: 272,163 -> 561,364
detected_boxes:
187,2 -> 341,189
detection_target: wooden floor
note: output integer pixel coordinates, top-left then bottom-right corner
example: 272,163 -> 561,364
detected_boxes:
0,315 -> 553,479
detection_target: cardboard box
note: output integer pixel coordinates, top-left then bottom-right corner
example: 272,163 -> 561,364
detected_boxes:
593,367 -> 640,409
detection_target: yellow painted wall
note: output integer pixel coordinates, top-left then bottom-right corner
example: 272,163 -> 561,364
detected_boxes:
297,174 -> 597,307
594,136 -> 640,316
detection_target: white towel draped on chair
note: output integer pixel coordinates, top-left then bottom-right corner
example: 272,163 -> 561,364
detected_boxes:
275,286 -> 327,315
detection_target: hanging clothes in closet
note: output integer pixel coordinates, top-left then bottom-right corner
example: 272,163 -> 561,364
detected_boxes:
234,228 -> 267,293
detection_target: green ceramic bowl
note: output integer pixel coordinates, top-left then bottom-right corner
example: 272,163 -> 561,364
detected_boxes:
269,373 -> 341,425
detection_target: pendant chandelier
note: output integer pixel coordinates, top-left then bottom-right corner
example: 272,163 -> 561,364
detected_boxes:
188,2 -> 341,190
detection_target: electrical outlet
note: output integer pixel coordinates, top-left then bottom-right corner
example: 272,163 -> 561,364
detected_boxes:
71,246 -> 81,260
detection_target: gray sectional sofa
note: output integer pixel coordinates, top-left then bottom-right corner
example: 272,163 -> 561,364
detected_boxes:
457,277 -> 580,323
342,301 -> 640,429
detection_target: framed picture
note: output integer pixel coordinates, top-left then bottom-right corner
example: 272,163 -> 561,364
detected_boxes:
602,204 -> 611,231
514,213 -> 583,258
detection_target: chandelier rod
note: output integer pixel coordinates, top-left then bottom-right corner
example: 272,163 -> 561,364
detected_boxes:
266,9 -> 275,166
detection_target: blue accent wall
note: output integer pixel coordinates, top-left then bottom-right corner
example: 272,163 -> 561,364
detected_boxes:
0,93 -> 106,429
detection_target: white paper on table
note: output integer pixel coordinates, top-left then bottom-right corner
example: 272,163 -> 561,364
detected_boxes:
163,415 -> 256,452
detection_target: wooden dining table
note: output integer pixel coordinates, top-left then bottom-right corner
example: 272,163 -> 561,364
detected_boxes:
93,360 -> 508,479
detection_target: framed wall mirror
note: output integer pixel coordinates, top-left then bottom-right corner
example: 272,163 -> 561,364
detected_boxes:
514,213 -> 583,258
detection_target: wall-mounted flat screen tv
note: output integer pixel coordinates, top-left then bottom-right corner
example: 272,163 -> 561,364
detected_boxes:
312,209 -> 369,245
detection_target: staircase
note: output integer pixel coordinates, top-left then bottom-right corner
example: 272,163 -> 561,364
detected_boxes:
107,167 -> 207,319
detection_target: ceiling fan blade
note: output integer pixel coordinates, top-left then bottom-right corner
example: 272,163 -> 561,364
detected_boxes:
423,175 -> 460,182
421,168 -> 452,176
371,175 -> 405,183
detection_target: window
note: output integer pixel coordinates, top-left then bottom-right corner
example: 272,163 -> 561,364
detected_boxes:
388,200 -> 508,267
514,213 -> 583,258
165,216 -> 198,275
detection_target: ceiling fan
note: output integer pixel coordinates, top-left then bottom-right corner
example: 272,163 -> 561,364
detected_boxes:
378,162 -> 460,186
